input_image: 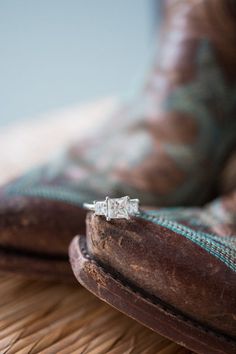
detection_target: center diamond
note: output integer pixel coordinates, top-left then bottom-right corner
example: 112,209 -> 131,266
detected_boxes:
107,196 -> 130,220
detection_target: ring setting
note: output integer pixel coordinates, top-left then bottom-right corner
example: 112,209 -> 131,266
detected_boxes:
83,196 -> 140,221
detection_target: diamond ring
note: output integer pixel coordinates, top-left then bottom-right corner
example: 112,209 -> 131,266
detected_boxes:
83,196 -> 140,221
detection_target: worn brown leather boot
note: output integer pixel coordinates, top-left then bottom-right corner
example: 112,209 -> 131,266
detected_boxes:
70,190 -> 236,354
1,0 -> 236,281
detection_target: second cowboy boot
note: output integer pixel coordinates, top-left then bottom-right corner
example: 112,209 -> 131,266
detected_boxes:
1,0 -> 236,280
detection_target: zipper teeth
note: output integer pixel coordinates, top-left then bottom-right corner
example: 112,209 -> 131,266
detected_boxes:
140,211 -> 236,272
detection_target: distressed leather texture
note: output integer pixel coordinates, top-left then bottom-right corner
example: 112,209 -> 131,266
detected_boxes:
86,191 -> 236,338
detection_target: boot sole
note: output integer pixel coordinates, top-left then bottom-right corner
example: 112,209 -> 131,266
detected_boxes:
70,235 -> 236,354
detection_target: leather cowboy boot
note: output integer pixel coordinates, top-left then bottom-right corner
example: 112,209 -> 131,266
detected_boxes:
70,190 -> 236,354
1,0 -> 236,281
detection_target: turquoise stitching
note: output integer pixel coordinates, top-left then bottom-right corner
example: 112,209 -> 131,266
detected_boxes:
140,211 -> 236,272
6,184 -> 87,206
5,167 -> 95,206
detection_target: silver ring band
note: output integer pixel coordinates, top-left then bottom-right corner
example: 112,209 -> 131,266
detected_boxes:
83,203 -> 95,211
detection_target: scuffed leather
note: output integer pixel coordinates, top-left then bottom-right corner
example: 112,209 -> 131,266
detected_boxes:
86,192 -> 236,338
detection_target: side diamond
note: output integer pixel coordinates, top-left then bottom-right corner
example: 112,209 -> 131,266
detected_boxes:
95,201 -> 107,216
128,199 -> 139,215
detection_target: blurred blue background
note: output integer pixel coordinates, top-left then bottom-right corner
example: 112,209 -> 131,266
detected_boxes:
0,0 -> 154,126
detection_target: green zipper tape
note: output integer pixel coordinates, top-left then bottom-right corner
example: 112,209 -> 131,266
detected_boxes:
140,210 -> 236,272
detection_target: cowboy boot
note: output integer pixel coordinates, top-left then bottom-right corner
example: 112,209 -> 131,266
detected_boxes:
1,0 -> 236,281
70,189 -> 236,354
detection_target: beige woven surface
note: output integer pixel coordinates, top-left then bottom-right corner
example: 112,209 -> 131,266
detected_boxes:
0,100 -> 189,353
0,273 -> 189,354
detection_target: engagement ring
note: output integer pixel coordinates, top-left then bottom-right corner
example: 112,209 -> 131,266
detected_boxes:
83,196 -> 140,221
